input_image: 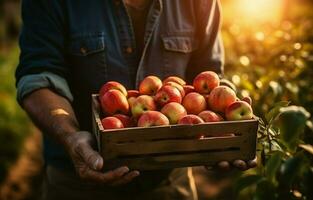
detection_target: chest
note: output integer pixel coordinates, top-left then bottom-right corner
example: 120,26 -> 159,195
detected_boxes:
64,0 -> 199,91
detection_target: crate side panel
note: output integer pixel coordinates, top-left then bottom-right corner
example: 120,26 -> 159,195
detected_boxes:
106,135 -> 244,156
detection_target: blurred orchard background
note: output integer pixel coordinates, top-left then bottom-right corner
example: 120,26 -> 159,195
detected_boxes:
0,0 -> 312,199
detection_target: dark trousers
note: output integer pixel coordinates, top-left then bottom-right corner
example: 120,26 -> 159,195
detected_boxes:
41,166 -> 198,200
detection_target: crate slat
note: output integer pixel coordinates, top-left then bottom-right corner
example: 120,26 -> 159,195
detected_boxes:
101,121 -> 257,143
104,135 -> 244,156
102,151 -> 253,170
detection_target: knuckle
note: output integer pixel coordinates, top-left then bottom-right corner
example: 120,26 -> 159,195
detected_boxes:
78,168 -> 88,180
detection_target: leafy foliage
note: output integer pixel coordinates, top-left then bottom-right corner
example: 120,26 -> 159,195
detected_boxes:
0,47 -> 31,183
222,1 -> 313,199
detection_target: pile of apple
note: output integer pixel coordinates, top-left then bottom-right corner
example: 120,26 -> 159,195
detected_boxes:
99,71 -> 253,130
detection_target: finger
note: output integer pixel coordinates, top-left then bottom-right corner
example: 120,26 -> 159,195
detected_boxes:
79,166 -> 130,183
217,161 -> 231,171
233,160 -> 248,171
110,170 -> 140,186
76,142 -> 103,170
204,166 -> 214,170
247,157 -> 257,168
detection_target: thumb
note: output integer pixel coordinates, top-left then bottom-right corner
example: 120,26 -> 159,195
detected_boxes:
77,142 -> 103,171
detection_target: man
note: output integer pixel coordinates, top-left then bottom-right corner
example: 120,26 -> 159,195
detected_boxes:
16,0 -> 256,199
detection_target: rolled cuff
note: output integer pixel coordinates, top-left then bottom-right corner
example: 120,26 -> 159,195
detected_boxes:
17,72 -> 73,105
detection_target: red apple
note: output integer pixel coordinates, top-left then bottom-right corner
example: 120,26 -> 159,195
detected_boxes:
208,86 -> 237,113
225,101 -> 253,121
127,90 -> 140,98
100,89 -> 129,115
183,85 -> 195,95
131,95 -> 156,119
161,102 -> 187,124
137,111 -> 170,127
113,114 -> 134,127
242,96 -> 252,105
99,81 -> 127,98
154,85 -> 182,107
193,71 -> 220,94
182,92 -> 207,115
178,114 -> 204,125
163,76 -> 186,86
164,81 -> 185,97
139,75 -> 162,95
198,110 -> 224,122
101,117 -> 124,129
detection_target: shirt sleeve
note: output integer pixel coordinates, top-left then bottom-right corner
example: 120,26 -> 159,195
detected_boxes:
186,0 -> 224,82
15,0 -> 73,104
16,72 -> 74,104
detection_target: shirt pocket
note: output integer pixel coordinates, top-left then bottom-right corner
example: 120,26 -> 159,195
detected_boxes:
161,35 -> 198,76
67,34 -> 108,93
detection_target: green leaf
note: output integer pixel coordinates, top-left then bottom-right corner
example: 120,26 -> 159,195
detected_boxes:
265,151 -> 282,182
265,101 -> 290,123
278,156 -> 304,187
275,106 -> 311,151
302,168 -> 313,197
299,144 -> 313,155
253,179 -> 277,200
234,175 -> 264,194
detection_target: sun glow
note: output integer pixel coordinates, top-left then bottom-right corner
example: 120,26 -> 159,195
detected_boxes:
224,0 -> 284,24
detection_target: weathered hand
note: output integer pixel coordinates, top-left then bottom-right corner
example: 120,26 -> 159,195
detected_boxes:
206,157 -> 257,171
64,131 -> 140,185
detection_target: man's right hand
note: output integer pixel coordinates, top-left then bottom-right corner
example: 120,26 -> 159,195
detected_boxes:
22,89 -> 140,186
64,131 -> 140,185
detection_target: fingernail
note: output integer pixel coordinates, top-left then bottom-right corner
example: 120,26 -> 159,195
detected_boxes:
117,166 -> 129,175
248,160 -> 257,168
93,158 -> 100,170
234,160 -> 247,170
133,171 -> 140,177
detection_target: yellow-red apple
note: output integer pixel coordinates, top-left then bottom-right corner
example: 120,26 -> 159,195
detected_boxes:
154,85 -> 182,107
164,81 -> 185,97
113,114 -> 134,127
139,75 -> 162,95
242,96 -> 252,105
101,117 -> 124,129
99,81 -> 127,98
225,101 -> 253,121
208,86 -> 237,113
127,97 -> 137,108
198,110 -> 224,122
193,71 -> 220,94
182,92 -> 207,115
127,90 -> 140,98
100,89 -> 129,115
178,114 -> 204,125
161,102 -> 187,124
137,111 -> 170,127
183,85 -> 195,95
163,76 -> 186,86
131,95 -> 156,119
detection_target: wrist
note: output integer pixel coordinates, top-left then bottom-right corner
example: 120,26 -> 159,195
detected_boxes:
50,114 -> 80,148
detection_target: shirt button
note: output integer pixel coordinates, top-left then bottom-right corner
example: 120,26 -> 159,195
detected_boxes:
125,47 -> 133,54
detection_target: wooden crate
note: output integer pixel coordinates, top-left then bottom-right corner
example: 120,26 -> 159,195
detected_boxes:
92,94 -> 259,171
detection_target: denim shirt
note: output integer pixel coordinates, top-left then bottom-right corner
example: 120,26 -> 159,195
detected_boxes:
15,0 -> 223,179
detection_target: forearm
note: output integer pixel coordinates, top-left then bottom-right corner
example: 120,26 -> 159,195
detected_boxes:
22,88 -> 79,147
